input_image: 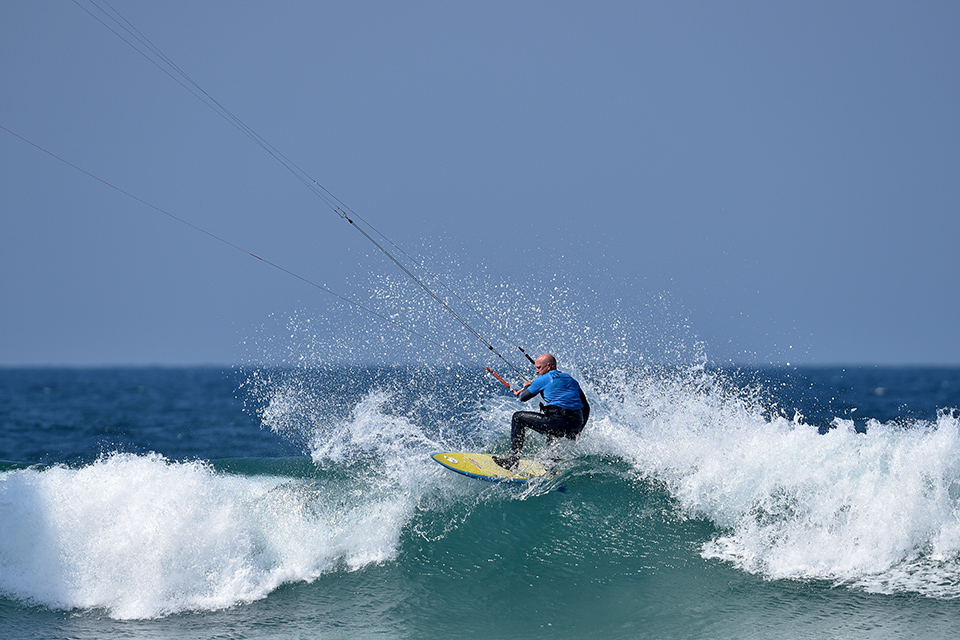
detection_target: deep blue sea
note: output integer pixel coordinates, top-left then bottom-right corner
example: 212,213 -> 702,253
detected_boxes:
2,364 -> 960,639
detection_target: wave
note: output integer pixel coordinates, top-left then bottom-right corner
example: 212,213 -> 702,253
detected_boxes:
0,450 -> 440,619
579,366 -> 960,599
4,364 -> 960,620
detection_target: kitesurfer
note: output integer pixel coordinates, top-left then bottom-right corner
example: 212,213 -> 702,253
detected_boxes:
495,353 -> 589,469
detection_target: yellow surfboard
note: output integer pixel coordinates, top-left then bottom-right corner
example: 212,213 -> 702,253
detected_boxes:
431,451 -> 550,483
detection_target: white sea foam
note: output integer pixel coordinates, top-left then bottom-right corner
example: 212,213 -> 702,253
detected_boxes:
304,389 -> 440,468
0,450 -> 432,619
0,381 -> 464,620
585,366 -> 960,598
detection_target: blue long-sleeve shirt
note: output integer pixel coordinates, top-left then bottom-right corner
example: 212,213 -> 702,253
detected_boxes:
518,370 -> 584,410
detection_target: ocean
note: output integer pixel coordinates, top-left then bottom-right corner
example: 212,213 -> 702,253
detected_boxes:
2,363 -> 960,639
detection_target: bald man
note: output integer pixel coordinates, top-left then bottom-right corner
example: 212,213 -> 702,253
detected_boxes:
495,353 -> 590,469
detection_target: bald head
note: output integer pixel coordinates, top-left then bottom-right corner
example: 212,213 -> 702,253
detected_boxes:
534,354 -> 557,375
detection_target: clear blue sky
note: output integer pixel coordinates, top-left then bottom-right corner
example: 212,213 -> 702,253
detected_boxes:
2,1 -> 958,367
